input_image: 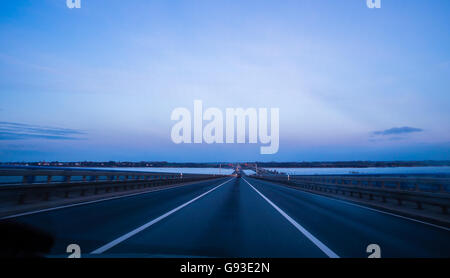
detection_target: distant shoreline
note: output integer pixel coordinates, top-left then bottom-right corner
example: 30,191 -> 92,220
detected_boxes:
1,161 -> 450,169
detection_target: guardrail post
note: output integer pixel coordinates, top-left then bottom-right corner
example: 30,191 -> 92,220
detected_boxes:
47,175 -> 52,183
23,175 -> 35,184
18,193 -> 26,204
64,176 -> 71,183
416,201 -> 422,210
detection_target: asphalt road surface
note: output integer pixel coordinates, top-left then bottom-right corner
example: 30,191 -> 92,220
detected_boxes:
2,177 -> 449,257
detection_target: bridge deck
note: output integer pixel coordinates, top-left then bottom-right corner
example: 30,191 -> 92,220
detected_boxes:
2,177 -> 449,258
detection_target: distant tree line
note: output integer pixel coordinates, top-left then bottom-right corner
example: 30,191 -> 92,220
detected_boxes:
1,160 -> 449,168
243,161 -> 450,168
0,161 -> 233,168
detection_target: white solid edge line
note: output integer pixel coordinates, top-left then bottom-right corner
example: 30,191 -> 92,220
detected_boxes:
90,178 -> 234,254
251,177 -> 450,232
242,178 -> 340,258
1,177 -> 229,220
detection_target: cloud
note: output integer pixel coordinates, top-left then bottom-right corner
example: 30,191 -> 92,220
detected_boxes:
373,126 -> 423,136
0,122 -> 85,141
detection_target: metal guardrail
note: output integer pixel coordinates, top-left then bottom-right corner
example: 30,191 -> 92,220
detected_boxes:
251,175 -> 450,215
0,168 -> 214,184
286,175 -> 450,193
0,168 -> 226,207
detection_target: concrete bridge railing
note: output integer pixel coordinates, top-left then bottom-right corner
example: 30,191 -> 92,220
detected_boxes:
0,168 -> 226,208
251,175 -> 450,215
0,168 -> 214,185
285,175 -> 450,193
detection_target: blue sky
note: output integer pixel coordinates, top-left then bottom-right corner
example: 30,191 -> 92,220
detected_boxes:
0,0 -> 449,162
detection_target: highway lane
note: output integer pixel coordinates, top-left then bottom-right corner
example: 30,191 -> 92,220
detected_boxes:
102,177 -> 327,257
244,177 -> 450,258
1,176 -> 449,257
1,177 -> 231,255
